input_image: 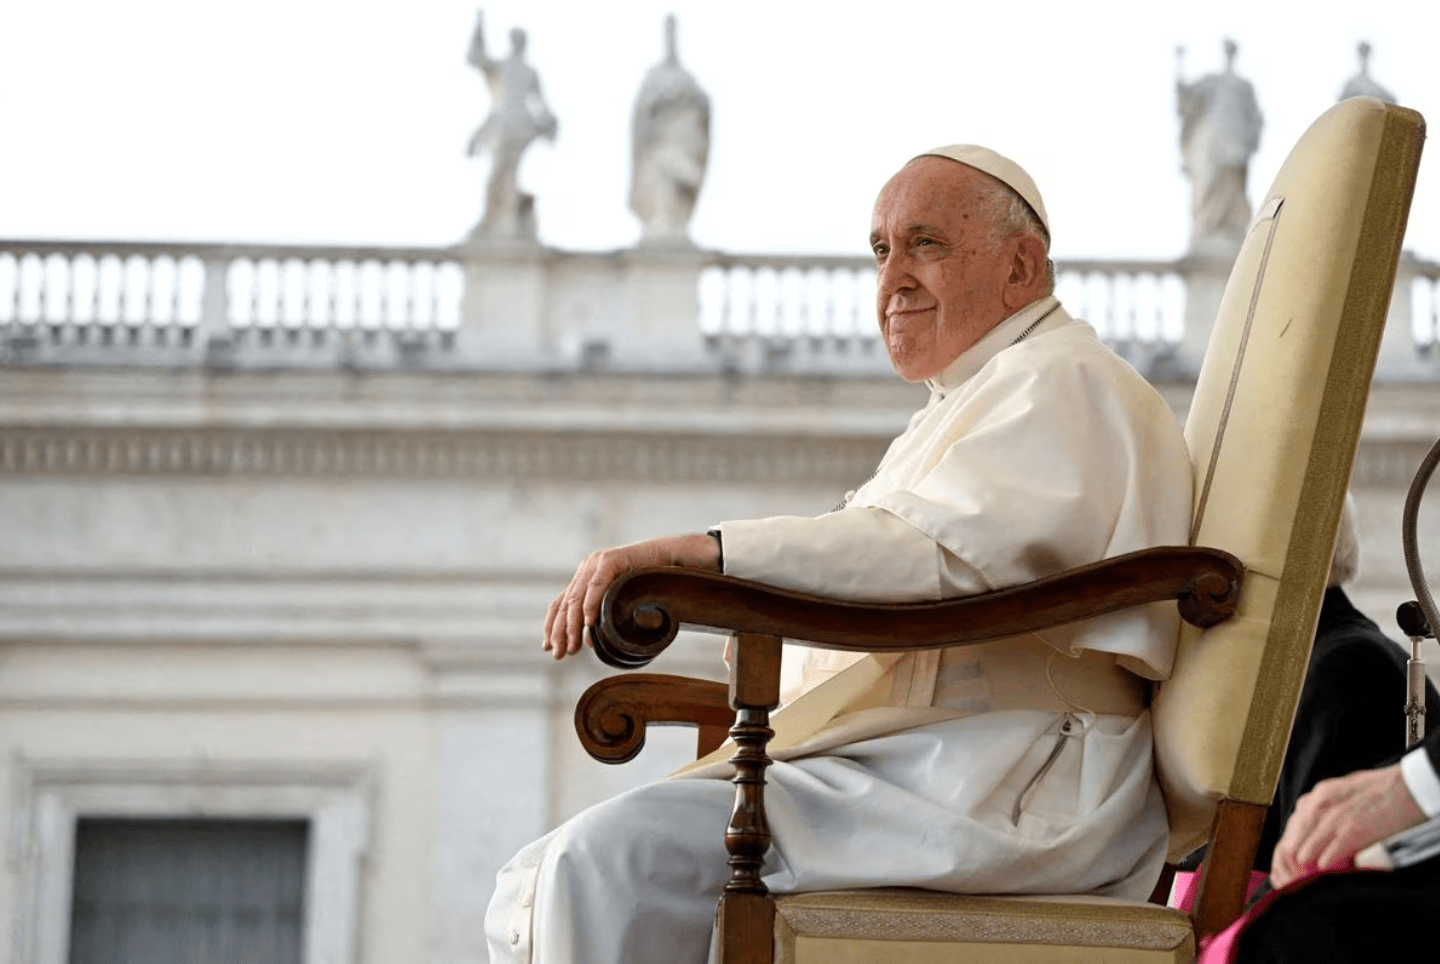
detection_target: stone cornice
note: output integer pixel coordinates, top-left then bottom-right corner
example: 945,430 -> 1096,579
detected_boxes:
0,424 -> 890,485
2,420 -> 1432,487
1354,438 -> 1440,488
2,368 -> 1433,485
0,365 -> 922,434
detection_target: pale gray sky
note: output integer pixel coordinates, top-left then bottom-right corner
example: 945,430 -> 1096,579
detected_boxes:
1,0 -> 1436,259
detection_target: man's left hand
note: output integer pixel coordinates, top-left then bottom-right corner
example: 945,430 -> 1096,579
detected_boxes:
542,533 -> 720,661
1270,763 -> 1425,888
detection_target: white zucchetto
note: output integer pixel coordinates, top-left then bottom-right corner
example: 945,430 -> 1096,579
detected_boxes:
917,144 -> 1049,237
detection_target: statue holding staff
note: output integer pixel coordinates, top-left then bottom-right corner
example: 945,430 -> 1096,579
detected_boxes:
466,11 -> 557,241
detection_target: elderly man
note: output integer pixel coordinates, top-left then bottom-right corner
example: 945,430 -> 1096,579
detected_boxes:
485,146 -> 1192,964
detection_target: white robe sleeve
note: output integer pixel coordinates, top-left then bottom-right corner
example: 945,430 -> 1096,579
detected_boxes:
711,323 -> 1191,683
716,507 -> 989,603
862,336 -> 1189,680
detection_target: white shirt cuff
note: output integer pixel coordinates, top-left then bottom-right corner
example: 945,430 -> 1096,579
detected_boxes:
1400,747 -> 1440,818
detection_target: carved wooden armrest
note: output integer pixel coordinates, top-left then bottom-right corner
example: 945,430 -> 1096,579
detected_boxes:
579,543 -> 1243,943
575,673 -> 733,763
593,545 -> 1243,669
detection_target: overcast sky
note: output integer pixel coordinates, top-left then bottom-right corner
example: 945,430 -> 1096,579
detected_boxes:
2,0 -> 1436,260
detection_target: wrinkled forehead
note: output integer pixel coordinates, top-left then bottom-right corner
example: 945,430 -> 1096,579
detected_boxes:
889,145 -> 1050,237
871,157 -> 986,221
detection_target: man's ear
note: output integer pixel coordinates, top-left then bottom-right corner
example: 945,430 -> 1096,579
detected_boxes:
1001,234 -> 1049,309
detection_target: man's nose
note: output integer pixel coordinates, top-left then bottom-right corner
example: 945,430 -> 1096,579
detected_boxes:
876,253 -> 916,303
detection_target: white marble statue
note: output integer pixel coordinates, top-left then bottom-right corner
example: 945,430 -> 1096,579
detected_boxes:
1340,41 -> 1396,103
1175,39 -> 1264,256
466,11 -> 558,241
629,15 -> 711,247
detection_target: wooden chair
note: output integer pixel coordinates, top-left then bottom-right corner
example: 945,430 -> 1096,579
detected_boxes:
574,97 -> 1424,964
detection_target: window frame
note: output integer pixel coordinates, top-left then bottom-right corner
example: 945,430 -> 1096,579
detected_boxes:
7,758 -> 373,964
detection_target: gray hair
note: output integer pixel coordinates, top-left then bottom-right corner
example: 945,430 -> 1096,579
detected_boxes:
974,175 -> 1056,295
1328,492 -> 1360,587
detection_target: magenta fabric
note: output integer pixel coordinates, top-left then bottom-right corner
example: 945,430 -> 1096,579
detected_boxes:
1170,865 -> 1271,964
1169,868 -> 1268,913
1192,867 -> 1354,963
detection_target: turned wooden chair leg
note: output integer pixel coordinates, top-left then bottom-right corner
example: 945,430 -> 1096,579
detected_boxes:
717,633 -> 782,964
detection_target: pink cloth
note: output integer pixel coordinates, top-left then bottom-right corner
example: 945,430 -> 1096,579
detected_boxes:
1169,868 -> 1268,914
1186,866 -> 1360,963
1195,887 -> 1272,964
1168,866 -> 1268,964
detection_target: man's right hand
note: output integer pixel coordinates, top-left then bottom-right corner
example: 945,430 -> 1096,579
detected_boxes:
1270,763 -> 1426,888
542,533 -> 720,661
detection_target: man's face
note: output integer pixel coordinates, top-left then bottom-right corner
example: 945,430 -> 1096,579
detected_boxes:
870,158 -> 1017,382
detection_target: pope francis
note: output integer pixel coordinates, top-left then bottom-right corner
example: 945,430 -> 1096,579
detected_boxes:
485,145 -> 1194,964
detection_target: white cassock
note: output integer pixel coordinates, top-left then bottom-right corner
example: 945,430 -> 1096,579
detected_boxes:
486,295 -> 1194,964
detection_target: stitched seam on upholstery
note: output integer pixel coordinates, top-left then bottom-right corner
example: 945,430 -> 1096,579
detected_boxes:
1189,201 -> 1285,547
1233,105 -> 1425,803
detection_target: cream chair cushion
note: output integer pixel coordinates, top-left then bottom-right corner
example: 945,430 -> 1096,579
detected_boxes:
774,890 -> 1192,963
1153,96 -> 1424,857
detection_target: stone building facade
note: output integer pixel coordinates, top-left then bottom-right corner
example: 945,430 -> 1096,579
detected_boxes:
0,238 -> 1437,963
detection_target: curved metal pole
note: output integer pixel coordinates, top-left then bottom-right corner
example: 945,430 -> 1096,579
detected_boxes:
1399,435 -> 1440,747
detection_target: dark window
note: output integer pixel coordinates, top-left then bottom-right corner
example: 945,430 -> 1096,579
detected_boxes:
68,818 -> 307,964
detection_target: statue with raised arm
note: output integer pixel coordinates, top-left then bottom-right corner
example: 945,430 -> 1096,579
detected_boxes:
1175,39 -> 1264,256
629,15 -> 711,247
466,11 -> 557,241
1339,41 -> 1396,103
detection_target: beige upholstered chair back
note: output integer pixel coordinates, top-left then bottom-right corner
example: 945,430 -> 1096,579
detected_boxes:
1153,97 -> 1425,859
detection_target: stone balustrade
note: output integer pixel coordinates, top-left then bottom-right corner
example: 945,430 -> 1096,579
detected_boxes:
1,238 -> 1433,379
1055,259 -> 1187,353
0,240 -> 466,366
1410,257 -> 1440,353
698,254 -> 878,343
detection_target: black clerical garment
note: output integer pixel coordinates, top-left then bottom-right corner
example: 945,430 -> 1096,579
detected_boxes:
1254,586 -> 1440,871
1233,587 -> 1440,964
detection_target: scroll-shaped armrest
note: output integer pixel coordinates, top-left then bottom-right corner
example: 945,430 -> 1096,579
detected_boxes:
575,673 -> 734,763
593,544 -> 1243,669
